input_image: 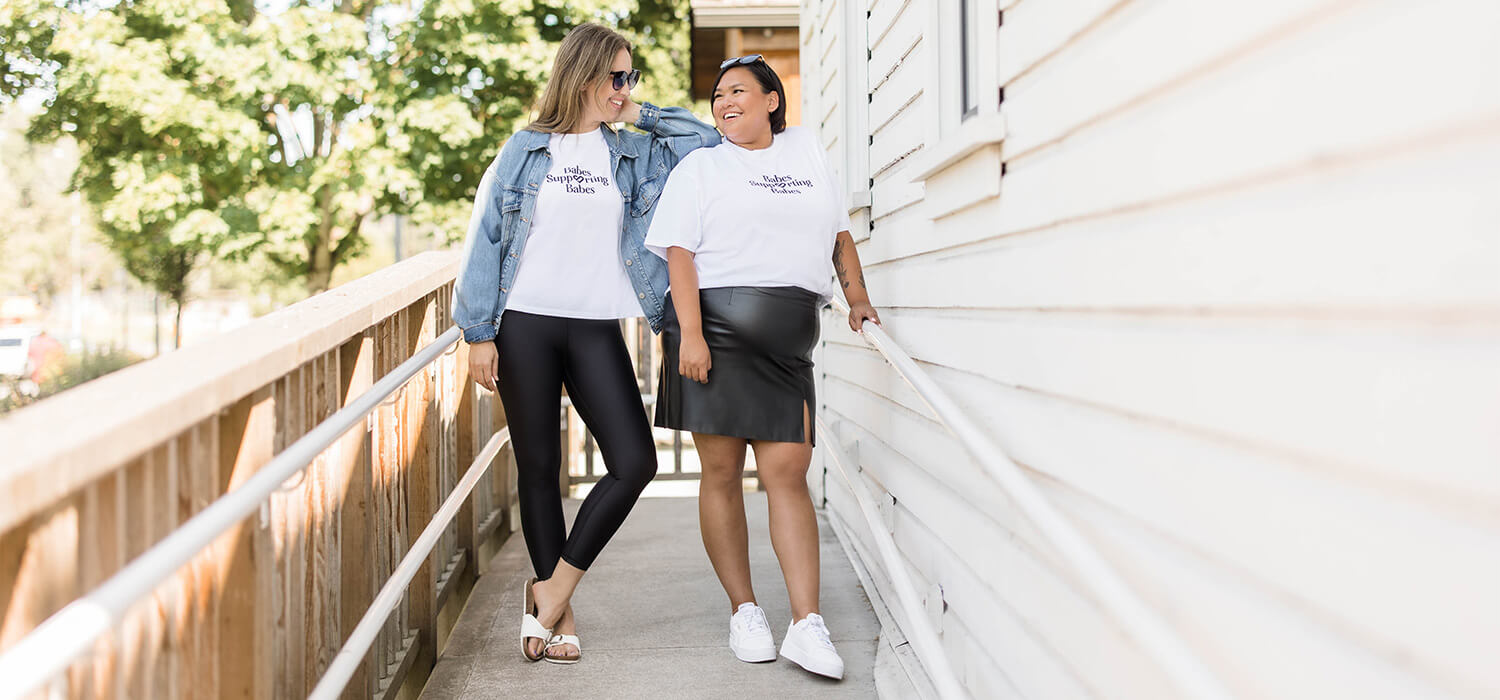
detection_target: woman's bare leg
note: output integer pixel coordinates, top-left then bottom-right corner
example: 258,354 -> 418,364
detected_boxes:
694,432 -> 757,611
749,403 -> 819,620
531,561 -> 584,657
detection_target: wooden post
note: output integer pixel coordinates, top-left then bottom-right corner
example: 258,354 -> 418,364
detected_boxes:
187,421 -> 221,698
337,333 -> 375,698
494,396 -> 519,534
282,369 -> 307,697
0,499 -> 80,699
374,317 -> 395,678
408,299 -> 440,678
455,340 -> 478,571
122,457 -> 149,698
215,387 -> 274,699
727,27 -> 745,62
558,402 -> 573,496
307,352 -> 341,689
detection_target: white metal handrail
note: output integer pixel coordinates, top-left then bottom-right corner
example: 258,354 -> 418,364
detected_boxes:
0,325 -> 465,700
309,425 -> 510,699
828,298 -> 1232,700
816,415 -> 967,700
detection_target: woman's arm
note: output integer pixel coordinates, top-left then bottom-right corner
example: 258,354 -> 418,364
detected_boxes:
667,246 -> 712,384
454,157 -> 508,392
833,230 -> 881,333
622,99 -> 721,161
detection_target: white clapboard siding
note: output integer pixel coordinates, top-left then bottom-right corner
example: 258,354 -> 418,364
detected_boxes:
868,301 -> 1500,512
826,318 -> 1499,697
866,135 -> 1500,307
807,0 -> 1500,697
1000,0 -> 1500,235
865,0 -> 927,220
823,475 -> 1027,700
994,0 -> 1126,88
825,318 -> 1497,697
820,374 -> 1180,697
804,0 -> 849,198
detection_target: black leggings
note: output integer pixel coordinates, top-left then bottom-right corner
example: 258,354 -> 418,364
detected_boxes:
495,310 -> 658,577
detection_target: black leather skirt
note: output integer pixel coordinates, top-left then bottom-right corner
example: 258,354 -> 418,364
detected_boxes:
656,286 -> 820,445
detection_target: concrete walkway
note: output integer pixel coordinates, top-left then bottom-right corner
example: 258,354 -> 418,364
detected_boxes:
421,494 -> 881,698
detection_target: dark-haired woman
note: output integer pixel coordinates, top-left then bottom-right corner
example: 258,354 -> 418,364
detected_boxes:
644,55 -> 879,680
453,23 -> 719,664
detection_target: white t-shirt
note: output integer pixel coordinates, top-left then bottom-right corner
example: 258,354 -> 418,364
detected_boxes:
644,126 -> 851,300
506,129 -> 642,319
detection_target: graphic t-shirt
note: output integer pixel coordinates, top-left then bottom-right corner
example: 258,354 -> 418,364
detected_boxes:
506,129 -> 642,319
643,126 -> 851,300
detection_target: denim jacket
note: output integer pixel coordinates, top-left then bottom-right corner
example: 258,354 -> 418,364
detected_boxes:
453,103 -> 721,344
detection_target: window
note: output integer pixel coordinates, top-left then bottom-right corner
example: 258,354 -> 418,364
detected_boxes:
960,0 -> 982,119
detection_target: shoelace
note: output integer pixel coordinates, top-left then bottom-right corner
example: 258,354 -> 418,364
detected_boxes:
744,608 -> 771,635
803,615 -> 833,648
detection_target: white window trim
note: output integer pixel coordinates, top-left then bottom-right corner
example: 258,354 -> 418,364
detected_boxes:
911,0 -> 1003,183
908,111 -> 1006,182
842,0 -> 872,225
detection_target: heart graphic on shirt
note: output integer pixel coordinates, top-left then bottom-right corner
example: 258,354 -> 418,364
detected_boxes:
548,165 -> 611,195
749,174 -> 815,195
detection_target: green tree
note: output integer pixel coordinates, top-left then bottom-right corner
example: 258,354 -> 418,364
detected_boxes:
1,0 -> 696,321
0,101 -> 115,306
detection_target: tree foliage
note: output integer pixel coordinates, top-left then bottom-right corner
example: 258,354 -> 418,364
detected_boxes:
0,0 -> 695,306
0,101 -> 115,305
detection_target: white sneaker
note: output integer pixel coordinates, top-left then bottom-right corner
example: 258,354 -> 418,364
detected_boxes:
780,613 -> 844,679
728,602 -> 777,663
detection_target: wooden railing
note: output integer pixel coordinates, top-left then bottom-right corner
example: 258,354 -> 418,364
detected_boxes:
0,251 -> 516,699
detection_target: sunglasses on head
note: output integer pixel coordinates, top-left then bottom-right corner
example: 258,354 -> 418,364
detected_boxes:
607,69 -> 641,91
719,54 -> 764,70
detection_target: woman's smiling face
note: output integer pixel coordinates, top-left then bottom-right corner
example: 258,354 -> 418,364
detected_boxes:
712,66 -> 778,145
583,48 -> 633,125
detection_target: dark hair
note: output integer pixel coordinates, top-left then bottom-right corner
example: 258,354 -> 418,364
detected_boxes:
713,60 -> 787,134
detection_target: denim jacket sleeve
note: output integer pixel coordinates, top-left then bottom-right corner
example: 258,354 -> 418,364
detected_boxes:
452,148 -> 509,344
633,102 -> 721,162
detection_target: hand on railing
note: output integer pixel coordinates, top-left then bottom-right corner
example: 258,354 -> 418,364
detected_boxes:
845,301 -> 880,333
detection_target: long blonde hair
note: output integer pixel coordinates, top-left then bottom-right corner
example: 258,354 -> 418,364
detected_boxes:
527,23 -> 632,134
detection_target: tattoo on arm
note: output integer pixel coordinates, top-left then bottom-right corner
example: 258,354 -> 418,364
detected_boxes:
833,237 -> 850,289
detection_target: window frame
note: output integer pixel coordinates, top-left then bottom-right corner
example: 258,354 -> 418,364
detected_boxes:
960,0 -> 982,121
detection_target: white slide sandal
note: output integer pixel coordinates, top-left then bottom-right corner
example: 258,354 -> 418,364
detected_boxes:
543,633 -> 581,664
520,577 -> 551,662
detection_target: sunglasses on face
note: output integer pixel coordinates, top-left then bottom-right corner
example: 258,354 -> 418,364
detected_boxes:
719,54 -> 764,69
607,69 -> 641,91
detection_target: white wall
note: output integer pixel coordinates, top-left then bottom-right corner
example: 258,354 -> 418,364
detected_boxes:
801,0 -> 1500,697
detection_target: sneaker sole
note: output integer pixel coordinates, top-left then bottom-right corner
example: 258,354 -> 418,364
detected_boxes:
732,644 -> 778,663
780,644 -> 844,679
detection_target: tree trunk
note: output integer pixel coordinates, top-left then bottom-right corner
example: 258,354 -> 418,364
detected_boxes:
306,240 -> 333,295
173,294 -> 184,349
306,187 -> 335,295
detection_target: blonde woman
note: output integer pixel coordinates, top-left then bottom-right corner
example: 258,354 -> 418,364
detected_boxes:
645,56 -> 879,679
453,23 -> 719,664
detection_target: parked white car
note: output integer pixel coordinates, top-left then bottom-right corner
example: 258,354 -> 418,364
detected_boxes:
0,326 -> 39,378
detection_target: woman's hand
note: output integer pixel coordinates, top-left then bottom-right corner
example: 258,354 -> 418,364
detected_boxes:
469,341 -> 500,393
619,97 -> 641,125
678,333 -> 712,384
848,302 -> 881,333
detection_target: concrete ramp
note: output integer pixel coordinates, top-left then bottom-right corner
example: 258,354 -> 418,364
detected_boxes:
421,494 -> 883,698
